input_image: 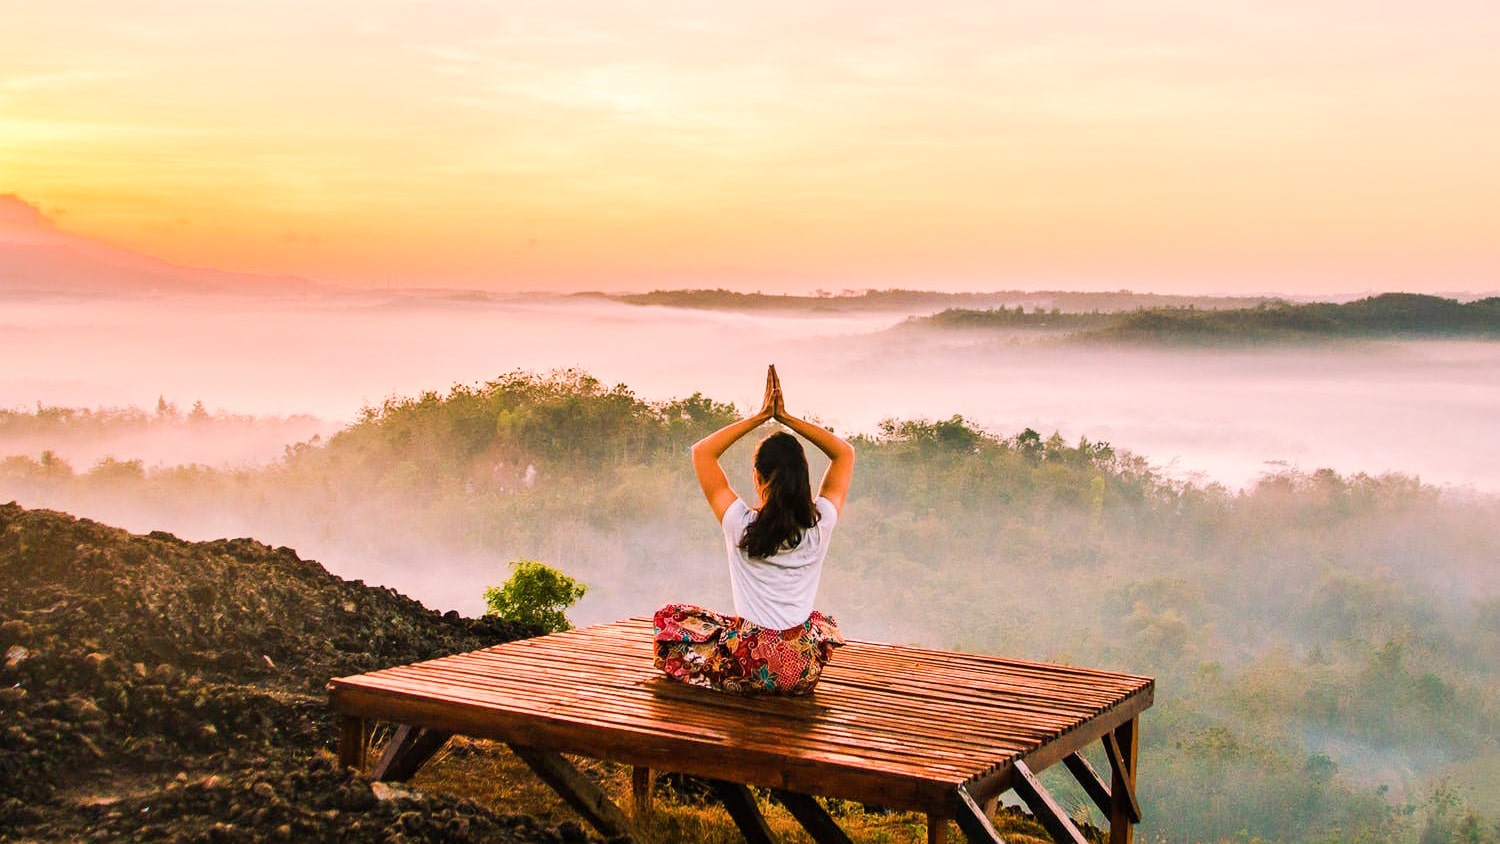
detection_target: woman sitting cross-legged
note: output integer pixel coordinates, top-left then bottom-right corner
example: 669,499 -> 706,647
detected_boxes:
654,365 -> 854,695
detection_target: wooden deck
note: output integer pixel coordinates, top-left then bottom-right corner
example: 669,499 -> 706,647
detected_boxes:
329,617 -> 1153,844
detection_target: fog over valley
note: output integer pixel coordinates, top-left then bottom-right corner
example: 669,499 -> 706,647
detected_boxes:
5,291 -> 1497,491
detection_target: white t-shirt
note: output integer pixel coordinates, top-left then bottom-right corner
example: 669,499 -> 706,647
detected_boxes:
720,496 -> 839,630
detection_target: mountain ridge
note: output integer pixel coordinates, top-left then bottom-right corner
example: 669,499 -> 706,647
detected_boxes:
0,195 -> 319,297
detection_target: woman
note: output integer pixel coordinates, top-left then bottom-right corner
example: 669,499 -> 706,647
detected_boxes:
654,365 -> 855,695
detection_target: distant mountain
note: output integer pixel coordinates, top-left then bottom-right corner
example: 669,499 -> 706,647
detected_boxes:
904,293 -> 1500,344
0,194 -> 319,296
590,287 -> 1279,314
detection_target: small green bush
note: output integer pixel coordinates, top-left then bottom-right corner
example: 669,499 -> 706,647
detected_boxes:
483,558 -> 587,633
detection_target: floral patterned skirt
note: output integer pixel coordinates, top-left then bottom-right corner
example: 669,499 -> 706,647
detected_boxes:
652,603 -> 845,696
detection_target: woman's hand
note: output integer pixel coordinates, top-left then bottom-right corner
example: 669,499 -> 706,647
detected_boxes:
760,364 -> 855,513
758,365 -> 778,420
768,365 -> 787,421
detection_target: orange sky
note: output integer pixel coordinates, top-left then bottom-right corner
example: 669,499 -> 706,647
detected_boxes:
3,1 -> 1498,293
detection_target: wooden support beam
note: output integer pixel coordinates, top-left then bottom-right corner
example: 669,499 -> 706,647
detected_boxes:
1107,719 -> 1142,843
709,780 -> 777,844
632,766 -> 655,828
772,790 -> 853,844
370,725 -> 451,782
952,785 -> 1005,844
508,744 -> 644,843
1104,731 -> 1142,825
1010,760 -> 1088,844
928,815 -> 949,844
338,716 -> 367,772
1062,751 -> 1113,820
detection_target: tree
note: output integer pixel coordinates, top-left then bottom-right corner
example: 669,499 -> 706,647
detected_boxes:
483,559 -> 587,633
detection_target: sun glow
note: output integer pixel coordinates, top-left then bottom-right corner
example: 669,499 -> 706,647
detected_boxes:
3,1 -> 1497,292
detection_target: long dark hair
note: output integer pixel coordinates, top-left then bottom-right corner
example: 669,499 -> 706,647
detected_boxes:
740,431 -> 819,559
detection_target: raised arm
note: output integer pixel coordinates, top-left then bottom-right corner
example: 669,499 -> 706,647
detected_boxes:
770,367 -> 855,514
690,369 -> 776,522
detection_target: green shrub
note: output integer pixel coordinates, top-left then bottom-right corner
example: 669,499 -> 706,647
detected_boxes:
482,558 -> 587,633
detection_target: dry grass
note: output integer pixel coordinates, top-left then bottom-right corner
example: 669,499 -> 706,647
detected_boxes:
401,737 -> 1071,843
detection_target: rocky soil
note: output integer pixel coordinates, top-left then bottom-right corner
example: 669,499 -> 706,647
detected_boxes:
0,501 -> 608,843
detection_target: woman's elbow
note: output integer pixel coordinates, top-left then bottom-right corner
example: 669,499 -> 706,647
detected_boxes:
689,441 -> 718,470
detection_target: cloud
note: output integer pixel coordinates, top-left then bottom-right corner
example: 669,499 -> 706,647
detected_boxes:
0,195 -> 57,233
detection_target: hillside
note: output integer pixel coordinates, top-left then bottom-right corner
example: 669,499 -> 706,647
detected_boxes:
906,294 -> 1500,344
0,502 -> 591,843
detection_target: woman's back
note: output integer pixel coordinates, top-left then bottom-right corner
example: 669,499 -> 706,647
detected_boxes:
722,495 -> 839,630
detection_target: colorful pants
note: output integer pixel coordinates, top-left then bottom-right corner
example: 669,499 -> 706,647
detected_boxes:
652,603 -> 844,696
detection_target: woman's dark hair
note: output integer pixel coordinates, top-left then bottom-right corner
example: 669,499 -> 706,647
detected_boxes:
740,431 -> 819,559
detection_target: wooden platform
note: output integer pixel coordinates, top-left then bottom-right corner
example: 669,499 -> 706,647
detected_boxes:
329,617 -> 1153,844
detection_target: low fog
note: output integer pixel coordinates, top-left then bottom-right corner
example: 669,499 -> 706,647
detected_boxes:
4,291 -> 1498,490
5,289 -> 1499,838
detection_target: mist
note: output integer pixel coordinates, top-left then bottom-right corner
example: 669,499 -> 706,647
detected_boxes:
5,290 -> 1498,491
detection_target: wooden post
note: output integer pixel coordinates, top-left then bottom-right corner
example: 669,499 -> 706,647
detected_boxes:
1011,760 -> 1088,844
951,786 -> 1004,844
508,744 -> 644,842
632,766 -> 654,829
1062,752 -> 1113,820
708,780 -> 776,844
338,716 -> 367,772
772,790 -> 854,844
927,815 -> 949,844
371,725 -> 452,782
1107,718 -> 1141,844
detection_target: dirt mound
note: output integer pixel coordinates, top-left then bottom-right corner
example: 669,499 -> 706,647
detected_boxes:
0,502 -> 601,843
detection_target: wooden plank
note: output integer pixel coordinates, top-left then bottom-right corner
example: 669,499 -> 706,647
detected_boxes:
928,815 -> 949,844
335,680 -> 981,787
370,725 -> 452,782
1107,719 -> 1141,842
354,647 -> 1146,740
360,629 -> 1148,708
367,661 -> 1034,767
332,683 -> 954,813
1061,752 -> 1112,820
951,785 -> 1005,844
335,673 -> 992,782
709,780 -> 776,844
772,790 -> 854,844
344,638 -> 1147,727
421,644 -> 1122,724
338,716 -> 366,771
633,766 -> 654,828
1010,760 -> 1088,844
343,661 -> 1080,769
355,671 -> 1044,773
507,743 -> 644,842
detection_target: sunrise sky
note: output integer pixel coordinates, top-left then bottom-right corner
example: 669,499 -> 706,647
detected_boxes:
3,1 -> 1497,294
